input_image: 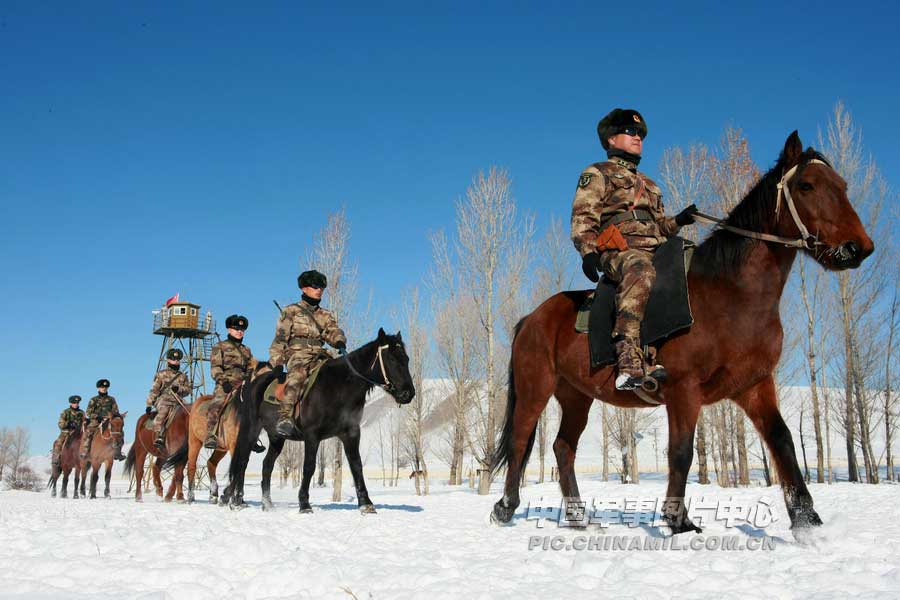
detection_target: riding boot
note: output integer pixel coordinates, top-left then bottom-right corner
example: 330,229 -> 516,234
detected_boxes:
275,402 -> 298,437
252,439 -> 266,453
614,336 -> 645,391
153,430 -> 166,449
114,448 -> 126,461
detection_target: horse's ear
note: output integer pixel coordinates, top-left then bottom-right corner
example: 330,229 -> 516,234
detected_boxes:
378,327 -> 386,340
784,130 -> 803,166
396,331 -> 402,341
121,411 -> 128,417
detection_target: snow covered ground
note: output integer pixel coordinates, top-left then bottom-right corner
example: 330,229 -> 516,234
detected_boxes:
2,475 -> 899,599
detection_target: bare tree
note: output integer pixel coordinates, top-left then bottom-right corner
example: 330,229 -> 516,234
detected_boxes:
442,167 -> 534,494
820,101 -> 887,484
0,427 -> 12,482
3,427 -> 30,487
398,287 -> 431,495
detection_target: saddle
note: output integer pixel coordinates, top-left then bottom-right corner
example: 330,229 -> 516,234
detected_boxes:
262,358 -> 329,430
578,236 -> 695,367
143,406 -> 181,431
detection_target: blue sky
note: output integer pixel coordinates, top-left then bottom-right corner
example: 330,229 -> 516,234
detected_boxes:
2,1 -> 898,451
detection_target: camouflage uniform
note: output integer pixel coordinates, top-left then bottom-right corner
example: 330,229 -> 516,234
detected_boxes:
147,367 -> 191,445
52,405 -> 84,467
269,299 -> 346,422
571,156 -> 681,375
80,393 -> 121,457
207,338 -> 255,443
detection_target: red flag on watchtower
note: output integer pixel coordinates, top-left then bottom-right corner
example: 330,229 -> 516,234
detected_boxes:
165,293 -> 180,306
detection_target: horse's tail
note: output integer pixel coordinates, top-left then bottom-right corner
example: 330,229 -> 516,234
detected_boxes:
491,317 -> 536,477
161,439 -> 188,470
228,371 -> 270,485
123,439 -> 138,477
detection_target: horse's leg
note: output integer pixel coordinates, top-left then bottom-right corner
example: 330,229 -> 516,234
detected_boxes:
261,436 -> 285,511
207,450 -> 224,505
59,468 -> 68,499
89,462 -> 100,499
552,380 -> 592,520
134,451 -> 144,502
663,391 -> 703,534
736,376 -> 822,530
491,351 -> 555,524
341,429 -> 374,513
298,437 -> 320,513
152,458 -> 164,497
175,462 -> 186,501
186,432 -> 201,504
104,460 -> 112,498
80,463 -> 88,497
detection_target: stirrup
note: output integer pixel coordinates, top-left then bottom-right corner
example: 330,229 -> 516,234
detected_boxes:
252,440 -> 266,453
203,435 -> 218,450
153,437 -> 166,448
647,364 -> 668,383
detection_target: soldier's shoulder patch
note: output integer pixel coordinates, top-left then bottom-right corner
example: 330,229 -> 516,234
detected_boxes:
578,173 -> 593,189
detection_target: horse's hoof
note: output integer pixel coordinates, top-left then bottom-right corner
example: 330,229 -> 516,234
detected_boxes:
229,502 -> 248,511
491,499 -> 516,525
666,516 -> 702,535
262,501 -> 275,512
176,498 -> 186,504
359,504 -> 377,515
791,509 -> 823,530
135,498 -> 143,503
299,507 -> 314,514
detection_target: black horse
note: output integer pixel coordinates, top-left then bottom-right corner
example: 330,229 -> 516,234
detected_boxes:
225,328 -> 415,512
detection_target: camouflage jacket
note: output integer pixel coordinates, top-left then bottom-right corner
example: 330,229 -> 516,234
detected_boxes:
210,338 -> 255,387
58,407 -> 84,431
269,300 -> 347,368
570,157 -> 681,255
146,368 -> 191,407
85,394 -> 120,421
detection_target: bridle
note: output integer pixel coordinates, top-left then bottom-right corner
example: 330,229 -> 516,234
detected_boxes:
100,417 -> 124,442
693,159 -> 829,251
343,344 -> 397,395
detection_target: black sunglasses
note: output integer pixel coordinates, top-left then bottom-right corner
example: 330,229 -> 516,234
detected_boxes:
622,127 -> 644,138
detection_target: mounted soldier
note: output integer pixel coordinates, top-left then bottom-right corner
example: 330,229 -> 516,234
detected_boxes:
80,379 -> 125,460
146,348 -> 192,449
206,314 -> 257,449
52,395 -> 84,470
269,269 -> 347,438
571,108 -> 699,390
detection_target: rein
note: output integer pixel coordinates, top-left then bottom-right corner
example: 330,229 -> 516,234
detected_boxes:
343,344 -> 394,393
99,418 -> 124,441
692,159 -> 828,250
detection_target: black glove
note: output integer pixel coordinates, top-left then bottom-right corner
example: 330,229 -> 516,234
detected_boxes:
68,423 -> 78,430
335,341 -> 347,356
256,361 -> 272,372
145,406 -> 153,415
222,381 -> 233,394
84,417 -> 90,426
171,385 -> 179,394
675,204 -> 699,226
581,252 -> 602,283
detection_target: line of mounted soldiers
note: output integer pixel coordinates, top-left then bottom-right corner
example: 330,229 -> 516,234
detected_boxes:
52,106 -> 702,467
51,269 -> 346,465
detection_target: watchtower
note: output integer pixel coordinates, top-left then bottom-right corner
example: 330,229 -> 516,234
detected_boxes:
151,298 -> 217,400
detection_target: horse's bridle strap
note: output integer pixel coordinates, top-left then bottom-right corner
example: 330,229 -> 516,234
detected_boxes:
693,159 -> 827,250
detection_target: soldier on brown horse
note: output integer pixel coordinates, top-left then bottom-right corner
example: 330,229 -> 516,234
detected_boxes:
48,395 -> 86,499
491,132 -> 874,536
80,411 -> 128,499
123,408 -> 189,502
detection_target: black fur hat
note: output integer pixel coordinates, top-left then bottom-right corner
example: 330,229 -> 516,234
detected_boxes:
597,108 -> 647,149
225,314 -> 249,330
96,379 -> 110,388
68,395 -> 81,404
166,348 -> 184,361
298,270 -> 327,289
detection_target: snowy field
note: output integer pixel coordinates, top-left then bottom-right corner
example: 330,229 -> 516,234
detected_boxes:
2,476 -> 900,599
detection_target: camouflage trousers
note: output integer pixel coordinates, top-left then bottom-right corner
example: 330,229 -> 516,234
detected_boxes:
600,248 -> 657,375
279,350 -> 323,420
153,400 -> 178,442
52,431 -> 72,466
79,423 -> 99,457
205,385 -> 233,440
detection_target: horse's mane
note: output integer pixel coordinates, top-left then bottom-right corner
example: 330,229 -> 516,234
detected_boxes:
692,148 -> 831,277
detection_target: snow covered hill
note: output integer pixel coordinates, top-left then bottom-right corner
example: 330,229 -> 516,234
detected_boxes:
2,477 -> 899,598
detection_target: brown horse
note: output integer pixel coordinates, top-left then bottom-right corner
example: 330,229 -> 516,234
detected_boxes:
123,408 -> 189,502
48,429 -> 84,499
186,392 -> 242,505
491,132 -> 874,535
80,412 -> 128,499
